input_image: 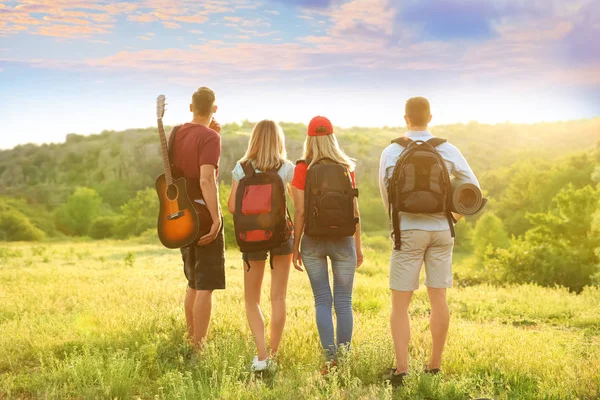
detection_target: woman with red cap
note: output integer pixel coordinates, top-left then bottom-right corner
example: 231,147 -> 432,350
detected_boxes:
291,116 -> 364,372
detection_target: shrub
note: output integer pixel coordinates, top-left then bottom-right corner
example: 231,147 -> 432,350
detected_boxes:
454,219 -> 474,253
362,234 -> 391,252
473,214 -> 509,262
88,216 -> 119,239
0,210 -> 45,241
133,228 -> 161,245
114,188 -> 157,239
484,185 -> 600,292
55,187 -> 103,236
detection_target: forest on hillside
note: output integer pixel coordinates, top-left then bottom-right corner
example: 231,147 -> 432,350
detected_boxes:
1,118 -> 599,291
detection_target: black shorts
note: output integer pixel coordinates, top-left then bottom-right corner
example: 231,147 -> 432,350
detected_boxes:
181,227 -> 225,291
242,236 -> 294,269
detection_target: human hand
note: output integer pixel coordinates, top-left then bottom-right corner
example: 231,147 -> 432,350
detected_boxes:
356,247 -> 364,268
451,212 -> 464,222
197,220 -> 221,246
209,118 -> 222,133
293,249 -> 304,272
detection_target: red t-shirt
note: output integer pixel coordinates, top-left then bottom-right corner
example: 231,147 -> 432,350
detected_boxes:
171,123 -> 221,199
291,162 -> 356,190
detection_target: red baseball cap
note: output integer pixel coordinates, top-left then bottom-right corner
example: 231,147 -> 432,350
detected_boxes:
308,116 -> 333,137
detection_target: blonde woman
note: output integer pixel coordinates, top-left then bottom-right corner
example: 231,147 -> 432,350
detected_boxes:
292,116 -> 363,372
227,120 -> 294,372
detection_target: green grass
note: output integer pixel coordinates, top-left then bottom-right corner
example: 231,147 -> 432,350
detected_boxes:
1,241 -> 599,399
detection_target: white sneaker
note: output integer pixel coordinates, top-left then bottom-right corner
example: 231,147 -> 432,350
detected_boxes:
251,356 -> 268,372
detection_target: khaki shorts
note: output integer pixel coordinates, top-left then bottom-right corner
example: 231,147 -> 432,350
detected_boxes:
389,230 -> 454,292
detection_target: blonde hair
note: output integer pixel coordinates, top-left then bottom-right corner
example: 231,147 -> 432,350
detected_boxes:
302,134 -> 355,171
239,120 -> 288,171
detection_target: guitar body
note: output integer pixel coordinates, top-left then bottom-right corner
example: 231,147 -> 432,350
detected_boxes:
156,174 -> 200,249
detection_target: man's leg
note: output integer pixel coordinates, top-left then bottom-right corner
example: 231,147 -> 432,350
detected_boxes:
185,287 -> 196,341
424,230 -> 454,370
427,287 -> 449,370
192,290 -> 213,349
388,230 -> 429,374
190,227 -> 226,350
391,290 -> 413,374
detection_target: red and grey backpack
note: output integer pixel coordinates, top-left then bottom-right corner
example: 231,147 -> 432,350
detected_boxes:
388,137 -> 455,250
302,158 -> 359,238
233,162 -> 292,257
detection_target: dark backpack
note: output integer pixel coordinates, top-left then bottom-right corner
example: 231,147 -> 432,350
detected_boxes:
302,158 -> 359,238
388,137 -> 455,250
233,162 -> 292,254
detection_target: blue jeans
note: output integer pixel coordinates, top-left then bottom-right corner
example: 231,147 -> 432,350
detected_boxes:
301,235 -> 357,361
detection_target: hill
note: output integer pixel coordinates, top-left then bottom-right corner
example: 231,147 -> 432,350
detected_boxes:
1,119 -> 599,209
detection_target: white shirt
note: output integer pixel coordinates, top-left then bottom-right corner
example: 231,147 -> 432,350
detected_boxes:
379,130 -> 480,231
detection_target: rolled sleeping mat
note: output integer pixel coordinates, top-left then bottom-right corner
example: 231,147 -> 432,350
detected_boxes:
450,178 -> 487,216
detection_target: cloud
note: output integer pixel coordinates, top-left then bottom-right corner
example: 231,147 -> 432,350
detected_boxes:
1,0 -> 252,38
398,1 -> 506,41
329,0 -> 396,36
561,0 -> 600,64
2,0 -> 598,94
270,0 -> 333,9
0,0 -> 133,37
172,13 -> 209,24
128,14 -> 156,23
162,21 -> 182,29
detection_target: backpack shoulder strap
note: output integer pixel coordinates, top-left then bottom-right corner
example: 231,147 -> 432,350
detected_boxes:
167,125 -> 182,164
426,137 -> 447,147
241,161 -> 255,178
392,137 -> 413,147
313,157 -> 337,165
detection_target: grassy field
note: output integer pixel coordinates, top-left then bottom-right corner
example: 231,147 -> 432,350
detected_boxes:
1,241 -> 599,400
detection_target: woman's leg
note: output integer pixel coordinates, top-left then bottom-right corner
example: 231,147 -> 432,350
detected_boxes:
244,258 -> 268,361
330,237 -> 357,352
302,236 -> 335,360
269,253 -> 292,355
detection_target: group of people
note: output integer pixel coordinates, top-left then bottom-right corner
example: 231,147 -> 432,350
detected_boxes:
168,87 -> 479,387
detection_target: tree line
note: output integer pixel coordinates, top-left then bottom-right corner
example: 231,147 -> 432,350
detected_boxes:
1,119 -> 599,291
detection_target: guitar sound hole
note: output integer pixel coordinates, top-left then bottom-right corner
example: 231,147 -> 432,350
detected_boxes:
167,184 -> 179,201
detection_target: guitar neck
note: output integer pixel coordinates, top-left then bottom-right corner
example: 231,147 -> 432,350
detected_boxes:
157,119 -> 174,185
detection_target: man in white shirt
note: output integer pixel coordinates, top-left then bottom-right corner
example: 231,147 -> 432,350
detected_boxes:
379,97 -> 479,386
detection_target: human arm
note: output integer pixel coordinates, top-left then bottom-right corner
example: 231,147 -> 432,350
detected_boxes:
228,180 -> 239,214
448,146 -> 480,187
209,118 -> 222,133
197,164 -> 222,246
292,186 -> 305,272
379,148 -> 391,211
354,196 -> 364,268
447,145 -> 479,222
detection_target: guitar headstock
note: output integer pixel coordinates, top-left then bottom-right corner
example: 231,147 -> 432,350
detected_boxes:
156,94 -> 166,120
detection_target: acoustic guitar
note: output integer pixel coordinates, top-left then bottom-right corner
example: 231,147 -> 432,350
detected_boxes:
155,95 -> 200,249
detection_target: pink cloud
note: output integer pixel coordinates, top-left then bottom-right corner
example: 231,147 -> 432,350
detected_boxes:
173,13 -> 209,24
162,21 -> 181,29
1,0 -> 249,38
36,24 -> 110,38
128,14 -> 156,23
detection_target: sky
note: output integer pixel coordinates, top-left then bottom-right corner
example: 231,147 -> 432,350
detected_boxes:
0,0 -> 599,149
